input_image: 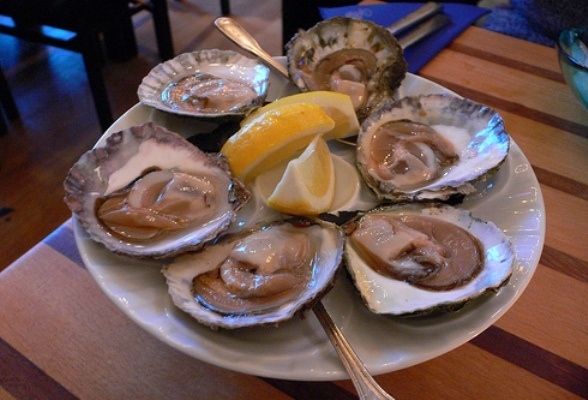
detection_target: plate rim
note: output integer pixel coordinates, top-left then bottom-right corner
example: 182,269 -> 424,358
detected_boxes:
75,72 -> 545,380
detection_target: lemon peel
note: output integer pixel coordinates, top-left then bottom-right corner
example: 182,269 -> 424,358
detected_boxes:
220,102 -> 335,182
240,91 -> 359,140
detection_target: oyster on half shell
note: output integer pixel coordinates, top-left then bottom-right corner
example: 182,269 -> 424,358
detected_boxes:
344,203 -> 514,316
64,122 -> 250,259
163,218 -> 344,329
286,17 -> 407,120
356,94 -> 510,202
137,49 -> 270,119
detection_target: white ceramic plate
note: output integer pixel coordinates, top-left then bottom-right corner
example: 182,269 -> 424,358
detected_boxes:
75,68 -> 545,380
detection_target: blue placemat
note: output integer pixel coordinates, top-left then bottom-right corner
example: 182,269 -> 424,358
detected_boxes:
320,3 -> 489,73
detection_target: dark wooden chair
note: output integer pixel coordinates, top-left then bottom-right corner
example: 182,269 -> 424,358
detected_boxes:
0,0 -> 174,133
129,0 -> 174,62
0,66 -> 19,135
221,0 -> 230,16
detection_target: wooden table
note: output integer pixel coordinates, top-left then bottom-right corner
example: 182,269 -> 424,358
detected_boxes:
1,26 -> 586,400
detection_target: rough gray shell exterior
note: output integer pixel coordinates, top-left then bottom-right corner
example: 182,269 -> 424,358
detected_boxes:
285,17 -> 407,120
356,94 -> 510,202
64,122 -> 251,259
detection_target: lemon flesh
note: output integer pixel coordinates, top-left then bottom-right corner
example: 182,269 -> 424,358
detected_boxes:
240,91 -> 359,140
267,135 -> 335,215
220,102 -> 335,182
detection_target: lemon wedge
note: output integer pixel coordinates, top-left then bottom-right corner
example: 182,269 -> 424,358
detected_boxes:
267,135 -> 335,215
240,91 -> 359,140
220,102 -> 335,182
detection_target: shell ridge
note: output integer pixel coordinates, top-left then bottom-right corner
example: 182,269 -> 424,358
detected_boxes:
64,122 -> 251,259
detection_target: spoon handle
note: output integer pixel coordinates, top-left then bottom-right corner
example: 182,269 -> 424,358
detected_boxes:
313,302 -> 395,400
214,17 -> 290,77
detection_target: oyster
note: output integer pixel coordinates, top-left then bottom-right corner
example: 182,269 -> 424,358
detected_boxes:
286,17 -> 407,120
163,218 -> 344,329
64,122 -> 250,258
137,49 -> 270,118
356,94 -> 510,202
344,203 -> 514,316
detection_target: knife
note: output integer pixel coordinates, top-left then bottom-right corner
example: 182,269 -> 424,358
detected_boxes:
398,14 -> 452,50
387,1 -> 444,36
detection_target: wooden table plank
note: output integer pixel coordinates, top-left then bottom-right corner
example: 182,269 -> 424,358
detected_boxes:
541,185 -> 588,261
0,388 -> 15,400
449,26 -> 563,82
345,344 -> 583,399
499,110 -> 588,187
420,50 -> 588,134
495,265 -> 588,367
0,247 -> 292,400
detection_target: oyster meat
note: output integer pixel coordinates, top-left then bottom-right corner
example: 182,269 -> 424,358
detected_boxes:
138,49 -> 270,118
344,203 -> 514,316
356,94 -> 510,202
163,218 -> 344,329
161,72 -> 260,114
286,17 -> 407,120
64,122 -> 250,258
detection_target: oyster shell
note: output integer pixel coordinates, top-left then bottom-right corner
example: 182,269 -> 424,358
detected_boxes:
163,218 -> 344,329
137,49 -> 270,119
286,17 -> 407,120
64,122 -> 250,258
344,203 -> 514,316
356,94 -> 510,202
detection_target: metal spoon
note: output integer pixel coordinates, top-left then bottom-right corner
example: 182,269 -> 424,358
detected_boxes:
313,302 -> 395,400
214,17 -> 288,77
214,16 -> 396,400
